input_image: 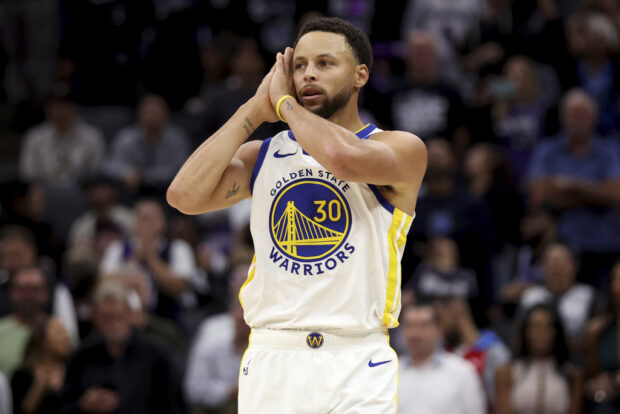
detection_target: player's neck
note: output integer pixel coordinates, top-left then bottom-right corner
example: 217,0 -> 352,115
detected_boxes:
326,98 -> 365,134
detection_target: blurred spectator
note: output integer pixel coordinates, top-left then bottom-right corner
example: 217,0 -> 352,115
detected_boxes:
403,237 -> 478,301
0,227 -> 42,316
465,143 -> 524,296
502,210 -> 558,311
527,89 -> 620,287
519,242 -> 595,347
184,297 -> 249,413
0,266 -> 50,378
398,303 -> 485,414
0,0 -> 59,130
0,226 -> 77,339
401,0 -> 483,97
58,0 -> 154,106
200,38 -> 280,144
391,31 -> 468,143
490,56 -> 548,181
61,254 -> 99,341
461,0 -> 514,79
0,180 -> 58,262
18,93 -> 105,185
120,264 -> 186,358
92,220 -> 125,264
187,253 -> 252,363
0,370 -> 11,414
11,316 -> 71,414
60,281 -> 184,414
573,13 -> 620,135
100,198 -> 196,321
435,296 -> 510,404
141,2 -> 202,111
405,138 -> 494,312
495,304 -> 582,414
67,175 -> 133,254
105,94 -> 190,194
584,261 -> 620,412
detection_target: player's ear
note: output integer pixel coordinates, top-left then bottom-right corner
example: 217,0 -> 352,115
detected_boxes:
354,64 -> 369,88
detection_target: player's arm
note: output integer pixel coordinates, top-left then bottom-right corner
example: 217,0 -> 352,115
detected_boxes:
167,65 -> 279,215
270,48 -> 426,186
288,114 -> 425,185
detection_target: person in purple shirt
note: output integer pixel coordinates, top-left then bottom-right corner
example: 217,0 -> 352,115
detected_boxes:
527,88 -> 620,287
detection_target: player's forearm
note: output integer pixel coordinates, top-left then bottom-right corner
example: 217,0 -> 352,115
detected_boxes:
167,99 -> 263,213
279,97 -> 362,178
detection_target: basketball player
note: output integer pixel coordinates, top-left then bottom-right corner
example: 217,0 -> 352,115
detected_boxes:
167,17 -> 427,413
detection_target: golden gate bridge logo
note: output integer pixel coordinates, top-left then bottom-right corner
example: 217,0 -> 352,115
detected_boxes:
270,180 -> 350,261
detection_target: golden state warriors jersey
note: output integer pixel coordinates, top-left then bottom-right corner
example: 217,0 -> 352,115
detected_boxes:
239,124 -> 414,331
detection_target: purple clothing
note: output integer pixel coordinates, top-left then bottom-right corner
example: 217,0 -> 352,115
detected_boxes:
527,135 -> 620,252
494,101 -> 547,182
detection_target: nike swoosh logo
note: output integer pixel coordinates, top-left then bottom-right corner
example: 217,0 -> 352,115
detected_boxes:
274,150 -> 298,158
368,359 -> 392,368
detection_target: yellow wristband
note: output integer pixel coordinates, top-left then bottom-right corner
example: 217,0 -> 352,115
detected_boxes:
276,95 -> 294,123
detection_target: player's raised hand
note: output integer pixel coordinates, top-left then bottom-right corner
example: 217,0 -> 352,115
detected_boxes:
252,62 -> 279,123
269,47 -> 295,108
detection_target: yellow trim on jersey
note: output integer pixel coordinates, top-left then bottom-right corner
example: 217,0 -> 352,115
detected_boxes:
382,210 -> 413,328
238,255 -> 257,310
354,123 -> 371,134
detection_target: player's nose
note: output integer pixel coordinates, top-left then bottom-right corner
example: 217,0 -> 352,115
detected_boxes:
303,65 -> 318,82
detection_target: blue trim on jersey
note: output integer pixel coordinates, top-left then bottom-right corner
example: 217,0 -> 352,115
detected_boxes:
357,123 -> 377,139
250,138 -> 272,194
368,184 -> 395,214
287,124 -> 377,141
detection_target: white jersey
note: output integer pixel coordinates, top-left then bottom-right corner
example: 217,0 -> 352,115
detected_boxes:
239,124 -> 414,331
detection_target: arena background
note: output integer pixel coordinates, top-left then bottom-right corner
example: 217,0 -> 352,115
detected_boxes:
0,0 -> 619,413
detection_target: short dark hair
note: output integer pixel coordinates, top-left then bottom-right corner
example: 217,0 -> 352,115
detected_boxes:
294,17 -> 373,72
0,225 -> 36,251
403,300 -> 440,325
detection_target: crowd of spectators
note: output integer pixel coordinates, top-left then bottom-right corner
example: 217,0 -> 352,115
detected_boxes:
1,0 -> 620,413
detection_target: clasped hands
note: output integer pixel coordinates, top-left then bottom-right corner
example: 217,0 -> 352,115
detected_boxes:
253,47 -> 297,123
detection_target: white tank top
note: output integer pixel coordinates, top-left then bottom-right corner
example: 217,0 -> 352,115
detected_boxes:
239,124 -> 414,331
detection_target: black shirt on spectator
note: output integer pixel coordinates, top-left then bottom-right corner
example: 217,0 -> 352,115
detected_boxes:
60,330 -> 184,414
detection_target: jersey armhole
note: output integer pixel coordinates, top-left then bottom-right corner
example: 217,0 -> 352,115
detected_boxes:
368,184 -> 395,214
250,138 -> 272,194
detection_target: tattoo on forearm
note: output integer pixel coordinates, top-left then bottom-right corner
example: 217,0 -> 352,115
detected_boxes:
225,182 -> 240,199
286,101 -> 293,111
243,117 -> 254,137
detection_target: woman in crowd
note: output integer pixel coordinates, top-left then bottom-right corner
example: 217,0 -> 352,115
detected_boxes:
585,261 -> 620,413
495,303 -> 582,414
10,316 -> 70,414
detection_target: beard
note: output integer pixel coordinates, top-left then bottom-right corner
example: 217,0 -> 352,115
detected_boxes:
300,84 -> 354,119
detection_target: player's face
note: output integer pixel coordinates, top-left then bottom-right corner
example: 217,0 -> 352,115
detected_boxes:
292,31 -> 362,119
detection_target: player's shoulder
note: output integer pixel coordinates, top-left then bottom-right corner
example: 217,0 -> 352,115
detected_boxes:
371,129 -> 427,169
371,129 -> 426,150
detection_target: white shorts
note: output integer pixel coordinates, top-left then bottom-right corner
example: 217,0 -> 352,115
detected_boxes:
238,329 -> 398,414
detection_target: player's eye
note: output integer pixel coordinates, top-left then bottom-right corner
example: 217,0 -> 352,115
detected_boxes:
319,60 -> 332,67
294,63 -> 306,70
